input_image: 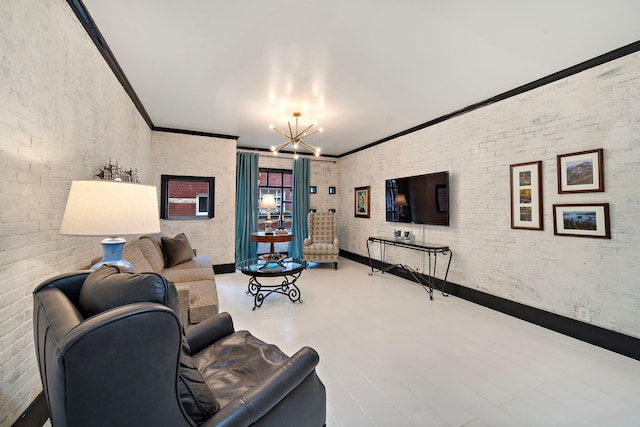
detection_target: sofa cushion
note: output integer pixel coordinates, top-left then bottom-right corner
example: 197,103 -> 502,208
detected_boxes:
122,245 -> 154,273
132,237 -> 165,273
162,233 -> 194,268
79,266 -> 220,422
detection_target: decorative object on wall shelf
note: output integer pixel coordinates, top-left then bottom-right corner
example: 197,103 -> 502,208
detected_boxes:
310,186 -> 317,194
354,186 -> 370,218
557,149 -> 604,193
329,186 -> 336,194
96,158 -> 139,183
510,161 -> 543,230
553,203 -> 610,238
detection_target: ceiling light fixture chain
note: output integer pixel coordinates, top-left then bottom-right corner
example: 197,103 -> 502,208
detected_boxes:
269,112 -> 323,158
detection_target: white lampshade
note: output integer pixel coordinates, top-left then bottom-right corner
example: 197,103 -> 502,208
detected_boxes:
60,180 -> 160,270
259,193 -> 277,210
61,180 -> 160,236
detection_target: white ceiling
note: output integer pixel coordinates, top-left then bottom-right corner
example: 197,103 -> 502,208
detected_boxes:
81,0 -> 640,156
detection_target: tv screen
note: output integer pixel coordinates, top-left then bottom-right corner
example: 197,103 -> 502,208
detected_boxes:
385,171 -> 449,226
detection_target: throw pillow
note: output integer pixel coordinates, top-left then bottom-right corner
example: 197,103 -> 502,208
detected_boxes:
162,233 -> 194,268
79,266 -> 220,421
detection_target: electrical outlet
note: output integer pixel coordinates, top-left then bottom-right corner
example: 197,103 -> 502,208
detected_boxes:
577,307 -> 591,322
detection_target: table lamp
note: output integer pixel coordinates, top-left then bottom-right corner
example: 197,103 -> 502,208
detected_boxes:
60,180 -> 161,270
259,193 -> 277,234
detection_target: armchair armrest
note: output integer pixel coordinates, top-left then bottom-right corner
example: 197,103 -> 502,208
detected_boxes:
303,238 -> 312,246
201,346 -> 321,427
333,238 -> 339,246
185,312 -> 235,354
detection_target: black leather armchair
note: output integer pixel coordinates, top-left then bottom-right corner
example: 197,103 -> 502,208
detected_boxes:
33,269 -> 326,427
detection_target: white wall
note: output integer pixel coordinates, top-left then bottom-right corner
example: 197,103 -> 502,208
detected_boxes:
337,52 -> 640,339
0,0 -> 152,423
151,131 -> 237,265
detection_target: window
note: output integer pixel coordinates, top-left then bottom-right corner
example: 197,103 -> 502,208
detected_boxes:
160,175 -> 214,219
258,169 -> 292,230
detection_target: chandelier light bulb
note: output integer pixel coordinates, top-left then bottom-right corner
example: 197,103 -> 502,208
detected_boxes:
268,111 -> 323,157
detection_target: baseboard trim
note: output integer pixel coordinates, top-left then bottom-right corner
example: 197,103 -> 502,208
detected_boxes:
339,250 -> 640,361
11,391 -> 47,427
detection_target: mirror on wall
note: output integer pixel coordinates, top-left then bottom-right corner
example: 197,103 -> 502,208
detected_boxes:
160,175 -> 215,219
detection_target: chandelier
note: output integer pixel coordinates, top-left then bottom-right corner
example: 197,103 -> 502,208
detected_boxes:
269,112 -> 322,157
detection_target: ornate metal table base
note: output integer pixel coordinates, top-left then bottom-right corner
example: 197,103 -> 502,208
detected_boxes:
246,271 -> 303,310
367,236 -> 452,300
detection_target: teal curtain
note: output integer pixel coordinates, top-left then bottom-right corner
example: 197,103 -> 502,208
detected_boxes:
235,152 -> 259,262
289,158 -> 310,258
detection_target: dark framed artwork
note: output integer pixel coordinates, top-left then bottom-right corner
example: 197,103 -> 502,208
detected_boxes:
328,208 -> 336,213
160,175 -> 214,219
354,186 -> 370,218
553,203 -> 610,239
557,149 -> 604,193
310,186 -> 317,194
510,161 -> 543,230
329,186 -> 336,194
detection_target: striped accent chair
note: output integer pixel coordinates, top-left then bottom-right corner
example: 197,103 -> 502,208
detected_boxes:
303,212 -> 339,269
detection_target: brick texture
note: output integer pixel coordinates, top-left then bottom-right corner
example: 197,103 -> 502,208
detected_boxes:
0,0 -> 151,423
150,131 -> 237,265
338,52 -> 640,339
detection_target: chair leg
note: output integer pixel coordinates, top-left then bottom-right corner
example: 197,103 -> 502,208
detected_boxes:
334,262 -> 337,270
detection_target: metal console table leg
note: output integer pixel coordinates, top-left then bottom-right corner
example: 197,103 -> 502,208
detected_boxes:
366,236 -> 452,300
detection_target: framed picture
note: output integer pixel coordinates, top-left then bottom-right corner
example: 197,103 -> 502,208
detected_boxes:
310,186 -> 317,194
328,208 -> 336,213
553,203 -> 610,239
510,161 -> 543,230
354,186 -> 370,218
557,149 -> 604,193
329,186 -> 336,194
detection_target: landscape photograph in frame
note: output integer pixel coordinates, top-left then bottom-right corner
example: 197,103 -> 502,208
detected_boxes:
557,149 -> 604,193
553,203 -> 611,238
510,161 -> 543,230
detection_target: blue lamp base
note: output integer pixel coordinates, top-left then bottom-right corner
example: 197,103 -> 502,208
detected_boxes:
91,237 -> 133,270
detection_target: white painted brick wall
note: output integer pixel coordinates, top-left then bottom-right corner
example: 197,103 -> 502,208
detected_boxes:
338,52 -> 640,339
1,0 -> 151,423
150,131 -> 237,265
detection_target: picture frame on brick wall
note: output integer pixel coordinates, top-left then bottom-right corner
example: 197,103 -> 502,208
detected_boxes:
553,203 -> 611,239
510,161 -> 543,230
354,186 -> 370,218
557,148 -> 604,193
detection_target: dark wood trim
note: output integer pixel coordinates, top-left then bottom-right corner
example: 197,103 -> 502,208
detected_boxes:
153,127 -> 238,140
213,263 -> 236,274
65,0 -> 154,129
339,40 -> 640,158
339,249 -> 640,361
11,392 -> 48,427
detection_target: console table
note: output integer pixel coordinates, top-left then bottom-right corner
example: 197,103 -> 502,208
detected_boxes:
366,236 -> 452,300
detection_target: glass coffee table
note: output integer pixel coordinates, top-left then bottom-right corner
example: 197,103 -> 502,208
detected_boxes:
236,256 -> 306,310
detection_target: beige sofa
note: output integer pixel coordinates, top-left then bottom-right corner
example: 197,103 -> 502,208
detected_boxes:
122,234 -> 219,326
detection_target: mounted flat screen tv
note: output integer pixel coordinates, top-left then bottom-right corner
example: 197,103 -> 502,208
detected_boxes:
385,171 -> 449,226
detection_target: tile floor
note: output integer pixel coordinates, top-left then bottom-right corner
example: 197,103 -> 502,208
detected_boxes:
217,257 -> 640,427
